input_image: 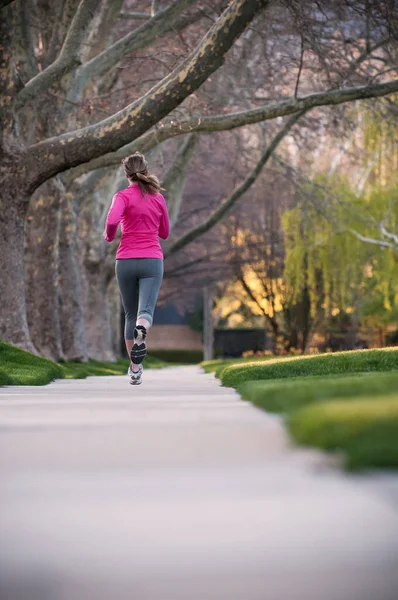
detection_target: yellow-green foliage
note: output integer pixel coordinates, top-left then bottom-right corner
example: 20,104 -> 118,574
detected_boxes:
282,104 -> 398,323
282,184 -> 364,318
362,101 -> 398,185
282,181 -> 398,322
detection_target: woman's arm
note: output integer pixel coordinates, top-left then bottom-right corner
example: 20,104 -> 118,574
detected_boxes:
104,193 -> 126,242
158,195 -> 170,240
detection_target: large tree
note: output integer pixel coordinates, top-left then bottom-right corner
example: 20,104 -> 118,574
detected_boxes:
1,0 -> 397,354
0,0 -> 270,350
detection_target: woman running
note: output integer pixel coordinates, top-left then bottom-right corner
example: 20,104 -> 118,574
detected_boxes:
104,152 -> 170,386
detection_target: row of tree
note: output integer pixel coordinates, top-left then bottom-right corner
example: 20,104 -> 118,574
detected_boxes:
1,0 -> 397,360
210,102 -> 398,353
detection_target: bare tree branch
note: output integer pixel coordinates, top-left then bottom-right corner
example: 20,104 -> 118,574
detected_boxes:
15,0 -> 101,109
66,78 -> 398,181
294,33 -> 304,99
44,0 -> 77,69
26,0 -> 271,192
379,224 -> 398,246
68,0 -> 197,102
348,228 -> 397,250
164,109 -> 308,257
80,0 -> 124,64
274,152 -> 398,253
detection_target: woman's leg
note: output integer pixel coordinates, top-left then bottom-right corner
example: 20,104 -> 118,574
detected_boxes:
131,259 -> 164,369
115,259 -> 138,368
137,258 -> 164,328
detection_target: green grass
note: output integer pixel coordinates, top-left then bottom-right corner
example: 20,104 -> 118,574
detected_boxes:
210,347 -> 398,471
0,340 -> 64,386
238,371 -> 398,414
288,396 -> 398,470
60,355 -> 167,379
201,355 -> 275,378
0,340 -> 168,386
220,347 -> 398,388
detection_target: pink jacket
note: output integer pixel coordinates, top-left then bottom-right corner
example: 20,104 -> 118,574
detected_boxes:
105,184 -> 170,260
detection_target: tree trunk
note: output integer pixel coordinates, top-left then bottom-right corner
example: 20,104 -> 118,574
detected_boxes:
269,319 -> 280,355
83,263 -> 115,361
108,277 -> 122,358
0,187 -> 36,352
203,286 -> 214,361
78,171 -> 118,361
25,178 -> 63,360
300,285 -> 312,353
58,191 -> 89,361
282,306 -> 299,352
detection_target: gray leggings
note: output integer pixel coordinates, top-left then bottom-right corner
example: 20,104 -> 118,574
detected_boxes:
115,258 -> 164,339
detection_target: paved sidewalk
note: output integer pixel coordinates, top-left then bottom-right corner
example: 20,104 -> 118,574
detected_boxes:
0,366 -> 397,600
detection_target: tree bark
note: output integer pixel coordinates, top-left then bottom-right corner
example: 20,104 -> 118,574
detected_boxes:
66,80 -> 398,181
83,263 -> 116,361
58,189 -> 89,361
0,188 -> 35,351
26,0 -> 270,188
79,172 -> 118,360
25,178 -> 63,360
203,286 -> 214,361
15,0 -> 102,109
0,6 -> 35,350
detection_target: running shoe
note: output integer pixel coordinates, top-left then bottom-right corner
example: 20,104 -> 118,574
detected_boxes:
127,364 -> 143,377
129,369 -> 142,386
130,325 -> 147,365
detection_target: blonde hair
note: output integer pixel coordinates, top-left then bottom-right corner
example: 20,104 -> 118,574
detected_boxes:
122,152 -> 162,196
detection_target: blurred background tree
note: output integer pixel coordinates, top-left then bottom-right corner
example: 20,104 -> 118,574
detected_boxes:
1,0 -> 397,360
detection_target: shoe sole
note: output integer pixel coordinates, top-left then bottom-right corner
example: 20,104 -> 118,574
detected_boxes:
130,341 -> 147,365
130,378 -> 142,385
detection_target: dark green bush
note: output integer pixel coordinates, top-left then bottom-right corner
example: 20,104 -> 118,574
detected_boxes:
148,349 -> 203,363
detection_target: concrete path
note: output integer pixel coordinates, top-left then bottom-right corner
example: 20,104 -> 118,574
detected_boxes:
0,366 -> 397,600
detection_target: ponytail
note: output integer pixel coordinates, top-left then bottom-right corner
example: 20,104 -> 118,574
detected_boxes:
135,170 -> 162,196
122,152 -> 163,196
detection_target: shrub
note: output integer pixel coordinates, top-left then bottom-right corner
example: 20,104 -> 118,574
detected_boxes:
288,396 -> 398,469
237,371 -> 398,414
148,349 -> 203,363
220,347 -> 398,388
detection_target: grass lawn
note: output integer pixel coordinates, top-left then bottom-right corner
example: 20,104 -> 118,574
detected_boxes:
0,340 -> 64,386
206,347 -> 398,471
0,340 -> 168,386
201,355 -> 275,377
288,396 -> 398,470
238,371 -> 398,414
61,354 -> 167,379
220,347 -> 398,388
